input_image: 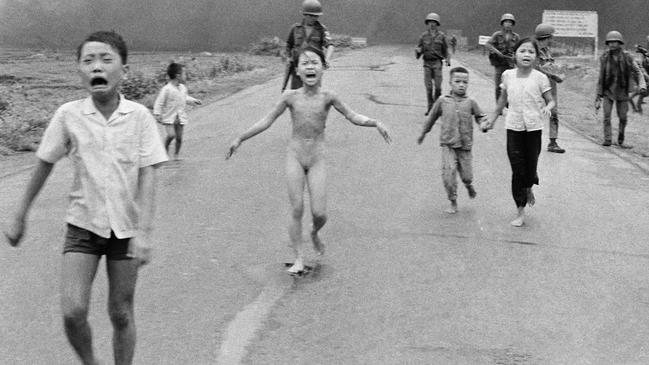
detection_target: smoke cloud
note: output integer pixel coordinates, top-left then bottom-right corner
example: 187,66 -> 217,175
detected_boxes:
1,0 -> 647,51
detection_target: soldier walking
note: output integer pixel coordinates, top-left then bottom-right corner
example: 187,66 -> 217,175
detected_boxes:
535,23 -> 566,153
415,12 -> 451,115
282,0 -> 334,92
485,13 -> 519,103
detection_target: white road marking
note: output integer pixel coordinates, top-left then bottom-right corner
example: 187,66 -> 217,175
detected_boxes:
216,265 -> 290,365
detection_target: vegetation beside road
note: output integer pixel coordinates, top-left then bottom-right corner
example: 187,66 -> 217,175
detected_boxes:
0,33 -> 364,155
0,49 -> 284,154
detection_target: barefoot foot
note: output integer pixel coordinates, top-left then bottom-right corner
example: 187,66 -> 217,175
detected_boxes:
511,207 -> 525,227
445,200 -> 458,214
287,257 -> 305,274
510,216 -> 524,227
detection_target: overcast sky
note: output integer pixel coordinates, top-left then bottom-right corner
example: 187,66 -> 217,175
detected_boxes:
1,0 -> 647,51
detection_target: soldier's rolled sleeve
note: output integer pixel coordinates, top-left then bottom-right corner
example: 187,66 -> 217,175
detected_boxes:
323,28 -> 332,48
632,58 -> 647,90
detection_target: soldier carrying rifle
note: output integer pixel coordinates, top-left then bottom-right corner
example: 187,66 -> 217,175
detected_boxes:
485,13 -> 520,103
282,0 -> 334,92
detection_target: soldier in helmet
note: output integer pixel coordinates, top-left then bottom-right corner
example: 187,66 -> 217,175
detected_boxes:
415,12 -> 451,115
282,0 -> 334,91
631,35 -> 649,113
534,23 -> 566,153
596,31 -> 646,147
485,13 -> 520,103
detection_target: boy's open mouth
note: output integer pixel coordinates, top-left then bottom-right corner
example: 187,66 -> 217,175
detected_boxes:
90,77 -> 108,87
304,72 -> 317,80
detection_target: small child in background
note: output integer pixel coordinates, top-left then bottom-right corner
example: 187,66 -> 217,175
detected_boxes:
153,62 -> 202,159
417,66 -> 488,214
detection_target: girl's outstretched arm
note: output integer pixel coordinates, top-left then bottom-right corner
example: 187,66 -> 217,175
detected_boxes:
226,94 -> 289,159
330,92 -> 392,143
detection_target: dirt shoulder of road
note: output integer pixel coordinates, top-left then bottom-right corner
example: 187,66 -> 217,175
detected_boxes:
453,49 -> 649,173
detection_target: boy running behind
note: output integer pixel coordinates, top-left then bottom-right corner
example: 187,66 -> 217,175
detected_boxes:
417,66 -> 488,214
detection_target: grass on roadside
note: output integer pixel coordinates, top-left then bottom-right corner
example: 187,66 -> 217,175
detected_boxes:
0,34 -> 362,155
0,49 -> 284,154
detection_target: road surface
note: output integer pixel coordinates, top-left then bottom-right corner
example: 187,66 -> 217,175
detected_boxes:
2,45 -> 649,364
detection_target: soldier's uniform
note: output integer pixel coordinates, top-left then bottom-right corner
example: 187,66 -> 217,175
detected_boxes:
535,23 -> 565,153
416,13 -> 449,115
487,14 -> 519,102
284,0 -> 332,91
597,31 -> 647,146
285,21 -> 331,89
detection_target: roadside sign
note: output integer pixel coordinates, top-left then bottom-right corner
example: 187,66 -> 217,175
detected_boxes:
478,35 -> 491,45
542,10 -> 597,38
542,10 -> 598,58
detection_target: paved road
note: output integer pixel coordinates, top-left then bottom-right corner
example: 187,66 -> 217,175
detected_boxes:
2,45 -> 649,364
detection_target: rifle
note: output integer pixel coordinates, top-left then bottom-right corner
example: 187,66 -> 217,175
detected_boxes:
281,60 -> 294,93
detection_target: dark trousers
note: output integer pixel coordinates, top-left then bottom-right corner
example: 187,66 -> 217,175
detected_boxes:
507,129 -> 542,207
548,82 -> 559,140
602,96 -> 629,143
424,60 -> 443,112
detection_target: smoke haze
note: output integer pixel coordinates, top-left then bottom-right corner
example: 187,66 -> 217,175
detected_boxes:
1,0 -> 647,51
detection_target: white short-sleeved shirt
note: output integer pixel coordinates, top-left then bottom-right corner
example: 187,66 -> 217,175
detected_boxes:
153,83 -> 198,125
500,68 -> 552,131
36,96 -> 169,239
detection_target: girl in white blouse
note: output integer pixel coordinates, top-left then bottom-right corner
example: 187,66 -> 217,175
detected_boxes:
485,37 -> 555,227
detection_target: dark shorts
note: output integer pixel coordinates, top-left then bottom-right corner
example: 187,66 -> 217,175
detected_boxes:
63,224 -> 131,260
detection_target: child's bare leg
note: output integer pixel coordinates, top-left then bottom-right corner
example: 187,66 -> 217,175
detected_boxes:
511,206 -> 525,227
107,258 -> 139,365
286,155 -> 306,273
442,147 -> 459,213
61,253 -> 102,365
173,124 -> 183,159
307,160 -> 327,255
163,125 -> 176,153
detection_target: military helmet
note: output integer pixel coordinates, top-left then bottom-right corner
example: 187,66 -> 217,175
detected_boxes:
605,30 -> 624,44
535,23 -> 555,39
302,0 -> 323,16
425,13 -> 441,25
500,13 -> 516,25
